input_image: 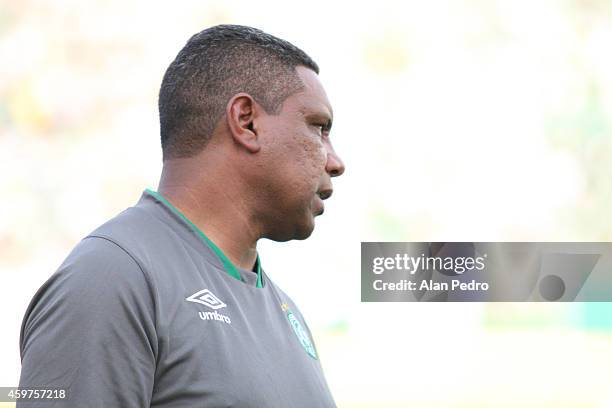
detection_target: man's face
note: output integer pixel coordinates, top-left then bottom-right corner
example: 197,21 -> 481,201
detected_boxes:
256,66 -> 345,241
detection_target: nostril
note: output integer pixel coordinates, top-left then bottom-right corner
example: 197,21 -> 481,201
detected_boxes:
328,162 -> 345,177
326,153 -> 345,177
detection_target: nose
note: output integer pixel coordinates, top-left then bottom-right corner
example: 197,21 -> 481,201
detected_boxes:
325,146 -> 345,178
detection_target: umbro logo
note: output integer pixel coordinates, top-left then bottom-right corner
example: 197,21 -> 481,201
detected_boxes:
185,289 -> 227,310
186,289 -> 231,325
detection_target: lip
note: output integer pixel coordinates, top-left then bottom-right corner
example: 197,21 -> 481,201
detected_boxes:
317,188 -> 333,201
314,186 -> 332,216
314,195 -> 325,215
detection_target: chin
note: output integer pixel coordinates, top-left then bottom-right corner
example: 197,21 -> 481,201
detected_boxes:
266,216 -> 316,242
293,222 -> 315,240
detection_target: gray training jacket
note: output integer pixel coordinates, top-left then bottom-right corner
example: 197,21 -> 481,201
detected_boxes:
18,189 -> 336,407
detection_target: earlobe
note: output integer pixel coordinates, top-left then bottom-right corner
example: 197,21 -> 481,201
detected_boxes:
226,93 -> 261,154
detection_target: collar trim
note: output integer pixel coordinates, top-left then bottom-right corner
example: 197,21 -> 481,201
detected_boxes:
145,188 -> 263,288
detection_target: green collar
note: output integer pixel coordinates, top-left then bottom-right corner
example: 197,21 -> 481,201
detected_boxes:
145,188 -> 263,288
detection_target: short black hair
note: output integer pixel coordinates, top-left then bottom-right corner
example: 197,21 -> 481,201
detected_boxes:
158,24 -> 320,160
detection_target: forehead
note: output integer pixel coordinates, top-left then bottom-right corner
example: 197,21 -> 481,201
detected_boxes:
289,66 -> 333,119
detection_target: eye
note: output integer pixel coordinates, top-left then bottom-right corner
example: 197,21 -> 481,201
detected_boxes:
313,123 -> 331,135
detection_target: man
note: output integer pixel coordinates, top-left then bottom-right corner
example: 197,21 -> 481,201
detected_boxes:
18,24 -> 344,407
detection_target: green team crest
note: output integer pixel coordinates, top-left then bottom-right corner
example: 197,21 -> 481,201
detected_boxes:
286,311 -> 317,359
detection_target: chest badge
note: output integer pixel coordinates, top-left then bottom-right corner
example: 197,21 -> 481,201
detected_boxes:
282,303 -> 317,359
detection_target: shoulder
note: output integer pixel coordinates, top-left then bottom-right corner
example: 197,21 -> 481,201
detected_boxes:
20,236 -> 156,356
85,203 -> 164,255
19,237 -> 159,405
23,235 -> 154,314
56,235 -> 149,289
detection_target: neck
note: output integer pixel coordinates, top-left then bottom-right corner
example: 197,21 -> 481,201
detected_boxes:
157,158 -> 261,272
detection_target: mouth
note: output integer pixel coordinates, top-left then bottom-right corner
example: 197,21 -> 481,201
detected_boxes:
314,197 -> 325,215
314,188 -> 332,216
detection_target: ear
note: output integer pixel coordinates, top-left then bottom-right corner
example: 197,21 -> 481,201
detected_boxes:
226,93 -> 261,153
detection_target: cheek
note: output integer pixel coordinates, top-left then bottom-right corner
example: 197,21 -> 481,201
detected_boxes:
298,138 -> 327,176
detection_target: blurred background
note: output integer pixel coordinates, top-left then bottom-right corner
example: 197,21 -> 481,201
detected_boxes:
1,0 -> 612,406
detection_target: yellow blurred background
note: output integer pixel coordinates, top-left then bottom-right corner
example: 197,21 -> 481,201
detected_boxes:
1,0 -> 611,406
